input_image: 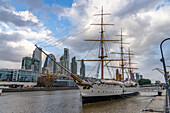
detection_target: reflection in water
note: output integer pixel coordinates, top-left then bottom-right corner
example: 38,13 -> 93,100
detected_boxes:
0,90 -> 157,113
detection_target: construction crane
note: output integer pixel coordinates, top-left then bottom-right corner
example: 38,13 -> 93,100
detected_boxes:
45,70 -> 60,88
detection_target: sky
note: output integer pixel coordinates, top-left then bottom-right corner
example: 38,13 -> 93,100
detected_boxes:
0,0 -> 170,82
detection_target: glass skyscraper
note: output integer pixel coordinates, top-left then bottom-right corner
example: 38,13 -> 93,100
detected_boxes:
32,48 -> 42,73
71,57 -> 77,74
43,54 -> 56,74
60,48 -> 70,75
21,57 -> 40,73
80,59 -> 85,79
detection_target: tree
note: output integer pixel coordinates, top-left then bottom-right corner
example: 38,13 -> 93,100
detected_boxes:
138,79 -> 151,85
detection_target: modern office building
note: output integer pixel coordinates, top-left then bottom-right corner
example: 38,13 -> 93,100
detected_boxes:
131,73 -> 135,81
0,69 -> 37,82
60,48 -> 70,75
21,57 -> 40,72
21,57 -> 32,70
71,57 -> 77,74
43,54 -> 56,74
32,48 -> 42,73
140,75 -> 143,79
80,60 -> 85,79
136,73 -> 140,82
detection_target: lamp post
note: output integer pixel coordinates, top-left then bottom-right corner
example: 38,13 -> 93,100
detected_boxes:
160,38 -> 170,113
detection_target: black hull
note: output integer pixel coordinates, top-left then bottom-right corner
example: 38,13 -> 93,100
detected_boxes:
82,92 -> 139,104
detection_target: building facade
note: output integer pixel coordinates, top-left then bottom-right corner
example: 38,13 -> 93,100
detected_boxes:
43,54 -> 56,74
136,73 -> 140,82
0,69 -> 37,82
131,73 -> 135,81
80,60 -> 85,79
71,57 -> 77,74
60,48 -> 69,75
140,75 -> 143,79
21,57 -> 40,73
21,57 -> 32,70
32,48 -> 42,73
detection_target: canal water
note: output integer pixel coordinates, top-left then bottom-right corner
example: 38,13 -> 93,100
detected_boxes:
0,90 -> 157,113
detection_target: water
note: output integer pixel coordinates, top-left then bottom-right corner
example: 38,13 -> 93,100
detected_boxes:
0,90 -> 157,113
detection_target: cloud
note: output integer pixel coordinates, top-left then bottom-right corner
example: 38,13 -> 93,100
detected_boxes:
56,0 -> 170,82
15,0 -> 66,16
0,1 -> 41,28
0,0 -> 61,68
0,32 -> 34,62
0,0 -> 170,82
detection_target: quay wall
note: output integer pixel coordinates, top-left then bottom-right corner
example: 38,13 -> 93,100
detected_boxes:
2,87 -> 78,92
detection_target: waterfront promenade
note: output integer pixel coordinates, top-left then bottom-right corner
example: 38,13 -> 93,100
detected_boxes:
142,90 -> 165,113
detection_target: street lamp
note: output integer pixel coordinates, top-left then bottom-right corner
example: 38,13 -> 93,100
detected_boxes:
160,38 -> 170,113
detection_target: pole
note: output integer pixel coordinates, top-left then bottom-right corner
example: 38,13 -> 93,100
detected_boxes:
101,7 -> 104,79
160,38 -> 170,113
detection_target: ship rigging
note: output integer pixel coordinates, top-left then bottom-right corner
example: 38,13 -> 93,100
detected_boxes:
35,7 -> 139,104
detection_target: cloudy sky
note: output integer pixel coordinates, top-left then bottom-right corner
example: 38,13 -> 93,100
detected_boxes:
0,0 -> 170,82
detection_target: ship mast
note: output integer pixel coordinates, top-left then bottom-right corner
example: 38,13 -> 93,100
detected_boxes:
108,30 -> 138,82
93,7 -> 113,79
128,48 -> 132,80
127,48 -> 138,80
100,7 -> 104,79
118,29 -> 125,81
79,7 -> 120,80
114,29 -> 127,82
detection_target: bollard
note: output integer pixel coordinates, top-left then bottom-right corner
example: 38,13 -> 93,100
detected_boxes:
158,87 -> 162,96
158,91 -> 162,96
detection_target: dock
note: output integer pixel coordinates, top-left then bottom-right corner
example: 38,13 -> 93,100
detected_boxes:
142,90 -> 166,113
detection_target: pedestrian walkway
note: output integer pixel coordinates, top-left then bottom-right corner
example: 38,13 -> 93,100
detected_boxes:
142,90 -> 165,113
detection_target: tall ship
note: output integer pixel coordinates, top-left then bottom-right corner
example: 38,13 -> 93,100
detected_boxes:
36,7 -> 139,104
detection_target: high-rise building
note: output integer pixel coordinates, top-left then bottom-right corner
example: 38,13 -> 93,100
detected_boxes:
21,57 -> 40,73
32,48 -> 42,73
60,48 -> 69,75
140,75 -> 143,79
21,57 -> 32,70
32,58 -> 40,72
131,73 -> 135,81
43,54 -> 56,74
80,59 -> 85,79
136,73 -> 140,82
71,57 -> 77,74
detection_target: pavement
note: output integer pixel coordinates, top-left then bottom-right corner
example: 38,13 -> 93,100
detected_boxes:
142,90 -> 165,113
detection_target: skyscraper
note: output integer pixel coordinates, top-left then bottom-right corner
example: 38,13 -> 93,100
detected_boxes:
71,57 -> 77,74
43,54 -> 56,74
80,59 -> 85,79
136,73 -> 139,82
32,48 -> 42,73
21,57 -> 32,70
60,48 -> 69,75
140,75 -> 143,79
131,73 -> 135,81
21,57 -> 40,72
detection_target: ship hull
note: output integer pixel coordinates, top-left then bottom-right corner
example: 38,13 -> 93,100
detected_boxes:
82,92 -> 139,104
78,83 -> 139,104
